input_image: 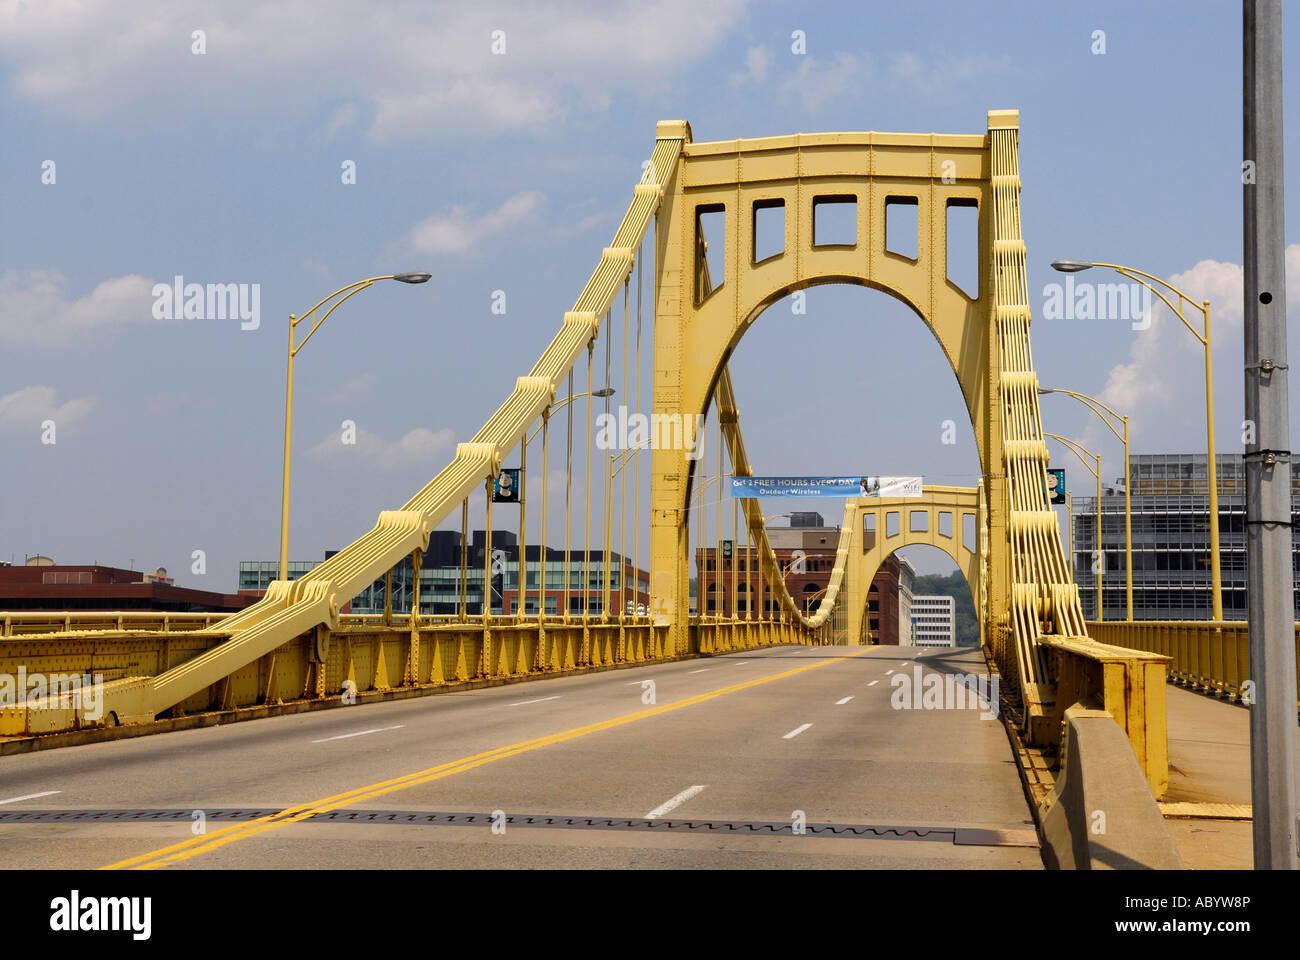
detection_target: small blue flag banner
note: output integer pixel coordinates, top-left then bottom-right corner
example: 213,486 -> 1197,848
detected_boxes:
730,476 -> 923,498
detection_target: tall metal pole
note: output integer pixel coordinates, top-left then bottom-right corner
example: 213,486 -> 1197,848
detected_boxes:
1095,462 -> 1103,624
1243,0 -> 1298,869
1122,418 -> 1132,620
1204,306 -> 1224,621
1066,490 -> 1074,571
278,317 -> 296,583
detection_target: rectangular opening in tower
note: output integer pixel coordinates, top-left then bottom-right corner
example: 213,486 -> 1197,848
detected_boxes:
752,198 -> 785,263
812,194 -> 857,247
885,195 -> 919,260
694,204 -> 726,304
946,198 -> 979,298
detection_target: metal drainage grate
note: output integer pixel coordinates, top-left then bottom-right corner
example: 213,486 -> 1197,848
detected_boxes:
0,808 -> 1038,847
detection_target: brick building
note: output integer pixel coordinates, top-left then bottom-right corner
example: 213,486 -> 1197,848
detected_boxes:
694,512 -> 914,644
0,558 -> 254,613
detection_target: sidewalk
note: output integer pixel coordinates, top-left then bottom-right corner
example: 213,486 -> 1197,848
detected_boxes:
1160,685 -> 1285,869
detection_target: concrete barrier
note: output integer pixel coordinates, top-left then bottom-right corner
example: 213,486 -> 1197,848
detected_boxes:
1039,704 -> 1184,870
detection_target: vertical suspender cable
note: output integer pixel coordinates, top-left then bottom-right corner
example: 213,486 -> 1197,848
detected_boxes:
621,277 -> 630,622
540,411 -> 549,623
565,368 -> 573,623
633,240 -> 644,621
459,498 -> 468,622
585,342 -> 594,618
604,302 -> 614,620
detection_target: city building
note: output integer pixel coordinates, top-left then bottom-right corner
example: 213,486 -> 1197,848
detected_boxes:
867,554 -> 914,645
238,554 -> 335,594
1068,452 -> 1300,620
0,558 -> 255,613
694,513 -> 915,645
910,594 -> 956,647
241,531 -> 649,619
695,513 -> 842,620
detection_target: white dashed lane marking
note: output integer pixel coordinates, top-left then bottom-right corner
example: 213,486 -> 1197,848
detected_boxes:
644,785 -> 707,819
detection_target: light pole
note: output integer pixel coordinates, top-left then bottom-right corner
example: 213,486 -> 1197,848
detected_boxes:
279,272 -> 431,582
1243,0 -> 1297,868
1046,433 -> 1104,622
781,552 -> 826,623
1052,258 -> 1221,620
804,585 -> 830,617
1038,386 -> 1133,621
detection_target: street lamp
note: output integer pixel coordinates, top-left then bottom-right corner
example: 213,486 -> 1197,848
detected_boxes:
779,553 -> 826,578
804,585 -> 830,616
1039,386 -> 1133,621
1052,258 -> 1221,620
279,272 -> 431,582
1046,433 -> 1104,622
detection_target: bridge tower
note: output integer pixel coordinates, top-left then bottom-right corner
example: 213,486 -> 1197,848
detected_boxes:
648,115 -> 1017,665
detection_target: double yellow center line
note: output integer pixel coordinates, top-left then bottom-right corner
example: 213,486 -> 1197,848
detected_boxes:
105,648 -> 866,869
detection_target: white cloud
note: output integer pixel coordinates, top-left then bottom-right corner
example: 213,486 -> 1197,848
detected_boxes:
0,385 -> 97,432
329,371 -> 379,402
408,191 -> 543,256
0,0 -> 749,138
1084,244 -> 1300,460
322,102 -> 360,140
552,210 -> 608,239
729,44 -> 770,87
886,52 -> 1012,98
308,425 -> 456,471
775,50 -> 1011,112
0,271 -> 160,346
780,52 -> 866,112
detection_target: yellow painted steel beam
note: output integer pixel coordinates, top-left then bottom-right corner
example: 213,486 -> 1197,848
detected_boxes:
14,130 -> 689,731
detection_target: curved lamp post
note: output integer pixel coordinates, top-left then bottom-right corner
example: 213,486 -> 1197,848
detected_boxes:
1046,432 -> 1104,622
1039,386 -> 1133,621
279,272 -> 431,582
1052,258 -> 1221,620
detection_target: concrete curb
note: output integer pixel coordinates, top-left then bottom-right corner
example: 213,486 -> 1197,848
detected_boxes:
1038,704 -> 1185,870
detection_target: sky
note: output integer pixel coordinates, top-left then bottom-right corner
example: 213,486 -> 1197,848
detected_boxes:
2,0 -> 1298,589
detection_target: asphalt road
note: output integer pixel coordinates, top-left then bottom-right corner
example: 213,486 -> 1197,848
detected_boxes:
0,644 -> 1041,869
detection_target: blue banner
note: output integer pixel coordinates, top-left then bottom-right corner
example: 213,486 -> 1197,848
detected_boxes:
730,476 -> 923,498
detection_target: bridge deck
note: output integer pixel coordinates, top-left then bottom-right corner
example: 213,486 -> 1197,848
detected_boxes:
0,646 -> 1039,869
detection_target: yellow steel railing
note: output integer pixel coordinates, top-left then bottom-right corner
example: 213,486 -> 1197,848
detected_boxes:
1088,620 -> 1300,710
1,611 -> 228,637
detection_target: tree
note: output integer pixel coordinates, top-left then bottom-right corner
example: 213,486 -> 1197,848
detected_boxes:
910,571 -> 978,646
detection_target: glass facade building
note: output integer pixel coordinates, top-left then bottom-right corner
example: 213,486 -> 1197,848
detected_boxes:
239,532 -> 649,619
1069,452 -> 1300,620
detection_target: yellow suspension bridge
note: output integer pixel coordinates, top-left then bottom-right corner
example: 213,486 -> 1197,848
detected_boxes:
3,110 -> 1260,869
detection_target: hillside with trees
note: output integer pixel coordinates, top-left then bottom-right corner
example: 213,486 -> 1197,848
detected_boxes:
910,571 -> 979,646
